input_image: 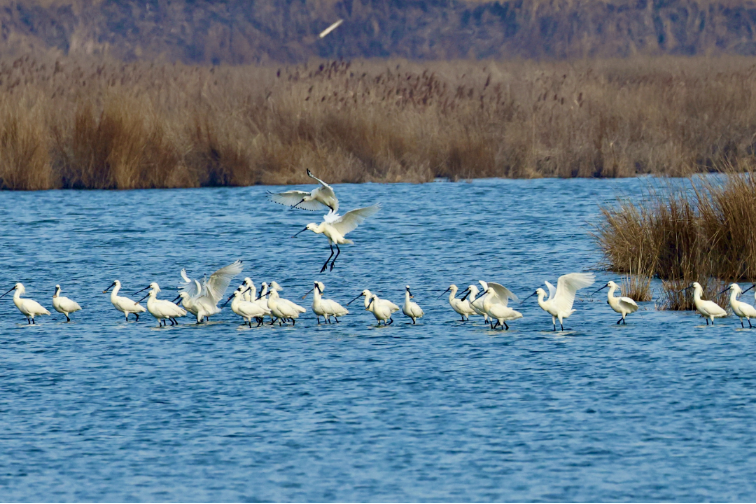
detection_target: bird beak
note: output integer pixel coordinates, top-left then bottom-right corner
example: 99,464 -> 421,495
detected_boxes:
591,284 -> 609,295
137,293 -> 150,303
717,287 -> 731,295
0,286 -> 14,298
437,287 -> 451,299
103,282 -> 115,293
408,288 -> 414,298
347,293 -> 362,305
742,284 -> 756,294
292,227 -> 308,238
522,291 -> 538,302
677,286 -> 693,294
367,298 -> 374,309
302,287 -> 314,299
221,294 -> 234,308
134,286 -> 150,295
172,294 -> 182,304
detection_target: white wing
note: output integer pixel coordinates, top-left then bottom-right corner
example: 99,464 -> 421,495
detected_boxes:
307,169 -> 332,189
331,204 -> 380,236
545,281 -> 557,301
487,282 -> 519,308
554,273 -> 596,313
619,297 -> 639,312
478,280 -> 488,292
179,269 -> 202,297
267,190 -> 327,211
203,260 -> 244,304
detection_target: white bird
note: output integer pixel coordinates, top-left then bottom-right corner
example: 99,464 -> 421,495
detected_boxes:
348,290 -> 399,325
303,281 -> 348,324
178,260 -> 243,323
460,283 -> 488,322
524,272 -> 595,331
439,284 -> 476,321
1,283 -> 50,324
402,285 -> 424,324
479,282 -> 522,330
268,169 -> 339,212
103,280 -> 146,321
225,287 -> 270,327
292,204 -> 380,272
723,283 -> 756,328
135,282 -> 187,327
241,277 -> 255,302
592,280 -> 639,324
174,292 -> 200,320
267,282 -> 307,325
682,282 -> 727,325
52,284 -> 82,322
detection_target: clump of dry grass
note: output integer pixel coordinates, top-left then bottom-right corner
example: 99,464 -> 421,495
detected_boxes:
596,168 -> 756,309
3,54 -> 756,189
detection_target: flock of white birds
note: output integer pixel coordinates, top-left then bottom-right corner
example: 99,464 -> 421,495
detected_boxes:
3,170 -> 756,330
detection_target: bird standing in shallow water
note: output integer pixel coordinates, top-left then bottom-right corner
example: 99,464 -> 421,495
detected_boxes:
722,283 -> 756,328
682,281 -> 727,325
592,280 -> 638,324
103,280 -> 146,321
52,285 -> 82,322
177,260 -> 243,323
1,283 -> 50,324
440,284 -> 475,321
267,169 -> 339,212
303,281 -> 348,324
478,282 -> 522,330
292,204 -> 380,272
135,282 -> 187,327
524,272 -> 595,331
402,285 -> 424,324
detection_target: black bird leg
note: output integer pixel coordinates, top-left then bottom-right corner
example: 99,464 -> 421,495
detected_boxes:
617,317 -> 622,325
321,244 -> 335,273
330,244 -> 341,271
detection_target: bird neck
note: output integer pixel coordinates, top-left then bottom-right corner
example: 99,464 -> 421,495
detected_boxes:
730,290 -> 740,303
607,285 -> 618,298
448,290 -> 457,303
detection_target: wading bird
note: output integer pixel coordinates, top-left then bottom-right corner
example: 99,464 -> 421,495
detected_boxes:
348,290 -> 399,325
1,283 -> 50,324
440,284 -> 475,321
524,273 -> 595,331
103,280 -> 146,321
268,169 -> 339,212
135,283 -> 187,327
682,281 -> 727,325
292,204 -> 380,272
52,285 -> 82,322
178,260 -> 243,323
225,287 -> 269,327
402,285 -> 424,324
722,283 -> 756,328
478,282 -> 522,330
267,283 -> 306,325
302,281 -> 348,324
592,280 -> 639,324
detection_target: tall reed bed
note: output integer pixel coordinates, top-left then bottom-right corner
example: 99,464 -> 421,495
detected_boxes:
2,54 -> 756,189
595,170 -> 756,309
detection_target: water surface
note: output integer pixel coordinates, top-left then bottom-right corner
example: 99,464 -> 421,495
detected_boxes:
1,178 -> 755,501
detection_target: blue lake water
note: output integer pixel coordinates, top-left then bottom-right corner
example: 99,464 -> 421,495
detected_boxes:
1,178 -> 755,501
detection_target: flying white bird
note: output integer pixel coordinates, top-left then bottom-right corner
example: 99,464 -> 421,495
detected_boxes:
319,19 -> 344,39
1,283 -> 50,324
478,282 -> 522,330
302,281 -> 348,324
135,282 -> 187,327
103,280 -> 146,321
268,169 -> 339,212
592,280 -> 639,324
224,287 -> 270,327
348,290 -> 399,325
722,283 -> 756,328
439,284 -> 476,321
52,285 -> 82,322
292,204 -> 380,272
524,272 -> 595,331
178,260 -> 243,323
402,285 -> 424,324
682,281 -> 727,325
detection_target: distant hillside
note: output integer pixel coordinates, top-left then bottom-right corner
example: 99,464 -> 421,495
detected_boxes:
1,0 -> 756,63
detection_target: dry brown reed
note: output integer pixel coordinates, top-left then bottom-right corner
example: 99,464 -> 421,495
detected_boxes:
3,54 -> 756,189
596,168 -> 756,309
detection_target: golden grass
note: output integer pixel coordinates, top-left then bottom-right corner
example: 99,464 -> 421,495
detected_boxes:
595,168 -> 756,309
2,54 -> 756,189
